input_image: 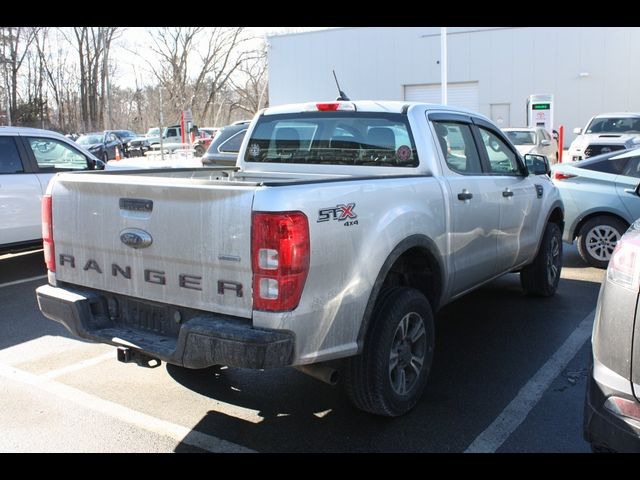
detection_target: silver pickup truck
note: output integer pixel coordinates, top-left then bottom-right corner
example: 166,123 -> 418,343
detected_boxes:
36,101 -> 564,416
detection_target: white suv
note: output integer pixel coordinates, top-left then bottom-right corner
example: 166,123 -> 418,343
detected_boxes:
568,112 -> 640,161
0,126 -> 103,254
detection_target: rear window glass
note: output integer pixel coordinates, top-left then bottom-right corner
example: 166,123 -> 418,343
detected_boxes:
580,156 -> 630,174
245,112 -> 419,167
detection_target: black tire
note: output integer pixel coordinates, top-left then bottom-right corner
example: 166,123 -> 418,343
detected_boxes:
103,152 -> 109,163
576,215 -> 627,269
194,145 -> 205,157
343,287 -> 435,417
591,444 -> 614,453
520,222 -> 562,296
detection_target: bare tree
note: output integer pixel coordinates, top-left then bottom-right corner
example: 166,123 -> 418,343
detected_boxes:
144,27 -> 254,125
0,27 -> 39,125
229,48 -> 269,116
65,27 -> 120,131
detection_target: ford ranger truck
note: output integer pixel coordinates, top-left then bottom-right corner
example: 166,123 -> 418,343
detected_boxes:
36,101 -> 564,416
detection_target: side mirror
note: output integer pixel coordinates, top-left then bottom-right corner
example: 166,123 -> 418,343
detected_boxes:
524,153 -> 550,176
573,127 -> 583,135
540,139 -> 551,147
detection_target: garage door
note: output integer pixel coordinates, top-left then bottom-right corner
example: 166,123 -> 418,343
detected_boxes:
404,82 -> 479,113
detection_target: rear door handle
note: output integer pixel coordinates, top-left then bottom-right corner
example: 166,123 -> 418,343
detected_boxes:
457,190 -> 473,201
624,188 -> 638,195
502,189 -> 514,198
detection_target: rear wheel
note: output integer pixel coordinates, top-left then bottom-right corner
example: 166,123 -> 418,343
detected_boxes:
520,222 -> 562,296
194,144 -> 205,157
577,215 -> 627,269
343,287 -> 434,417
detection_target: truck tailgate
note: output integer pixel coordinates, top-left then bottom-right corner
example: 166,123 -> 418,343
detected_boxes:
50,174 -> 256,319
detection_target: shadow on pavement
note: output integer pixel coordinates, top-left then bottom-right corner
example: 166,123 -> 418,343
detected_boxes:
170,275 -> 602,453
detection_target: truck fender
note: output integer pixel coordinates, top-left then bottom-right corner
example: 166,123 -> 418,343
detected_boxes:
355,234 -> 444,352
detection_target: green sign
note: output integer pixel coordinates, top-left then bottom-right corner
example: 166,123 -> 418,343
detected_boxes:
532,103 -> 550,110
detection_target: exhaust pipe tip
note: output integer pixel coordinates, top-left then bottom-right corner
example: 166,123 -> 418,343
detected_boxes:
294,363 -> 340,386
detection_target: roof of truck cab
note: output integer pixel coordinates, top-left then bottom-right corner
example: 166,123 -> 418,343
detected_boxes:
261,100 -> 485,118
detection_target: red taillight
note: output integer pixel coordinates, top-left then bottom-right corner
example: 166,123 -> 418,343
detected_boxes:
316,102 -> 340,111
553,172 -> 576,181
251,211 -> 310,311
605,396 -> 640,422
607,235 -> 640,291
42,194 -> 55,272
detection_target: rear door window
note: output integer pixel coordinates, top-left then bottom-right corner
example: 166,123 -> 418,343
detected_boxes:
433,121 -> 482,174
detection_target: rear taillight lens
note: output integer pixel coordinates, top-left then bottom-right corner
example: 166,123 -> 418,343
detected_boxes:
252,211 -> 310,311
605,396 -> 640,422
607,234 -> 640,291
553,172 -> 577,181
42,194 -> 55,272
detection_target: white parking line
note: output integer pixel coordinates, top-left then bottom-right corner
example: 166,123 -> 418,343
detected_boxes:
0,362 -> 256,453
464,309 -> 595,453
0,275 -> 47,289
43,352 -> 115,379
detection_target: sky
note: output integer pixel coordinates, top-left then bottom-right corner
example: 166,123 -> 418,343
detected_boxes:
112,27 -> 332,89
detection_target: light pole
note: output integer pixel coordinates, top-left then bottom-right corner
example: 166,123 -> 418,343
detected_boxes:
440,27 -> 448,105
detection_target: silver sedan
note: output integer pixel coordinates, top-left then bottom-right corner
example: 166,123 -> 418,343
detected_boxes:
551,148 -> 640,268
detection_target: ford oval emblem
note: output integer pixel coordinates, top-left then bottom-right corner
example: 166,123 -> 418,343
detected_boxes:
120,228 -> 153,249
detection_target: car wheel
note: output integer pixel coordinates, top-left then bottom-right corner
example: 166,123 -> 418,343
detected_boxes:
343,287 -> 434,416
577,216 -> 627,269
520,222 -> 562,296
103,152 -> 109,162
194,145 -> 204,157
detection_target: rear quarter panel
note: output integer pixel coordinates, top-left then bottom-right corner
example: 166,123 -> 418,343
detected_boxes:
252,176 -> 447,364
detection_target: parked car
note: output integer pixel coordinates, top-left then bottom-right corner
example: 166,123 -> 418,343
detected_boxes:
201,121 -> 250,166
126,125 -> 182,157
105,130 -> 138,157
0,126 -> 104,254
568,112 -> 640,162
502,127 -> 559,164
76,131 -> 123,162
551,148 -> 640,268
584,218 -> 640,452
192,127 -> 218,157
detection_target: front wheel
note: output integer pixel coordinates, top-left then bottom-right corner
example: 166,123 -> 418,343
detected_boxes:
343,287 -> 435,417
520,222 -> 562,296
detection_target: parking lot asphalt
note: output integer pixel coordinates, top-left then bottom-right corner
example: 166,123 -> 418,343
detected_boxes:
0,246 -> 601,452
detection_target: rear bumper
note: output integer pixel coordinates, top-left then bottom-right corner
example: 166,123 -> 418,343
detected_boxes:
36,284 -> 295,370
584,363 -> 640,453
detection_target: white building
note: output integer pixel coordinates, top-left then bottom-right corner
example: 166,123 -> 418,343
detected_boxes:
267,27 -> 640,147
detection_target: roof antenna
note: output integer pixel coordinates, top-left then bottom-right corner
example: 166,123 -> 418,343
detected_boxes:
333,70 -> 350,101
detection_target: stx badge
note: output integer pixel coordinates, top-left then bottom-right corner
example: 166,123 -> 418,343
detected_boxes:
317,203 -> 358,226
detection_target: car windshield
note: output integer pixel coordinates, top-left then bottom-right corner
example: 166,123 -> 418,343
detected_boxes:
77,134 -> 102,145
585,117 -> 640,134
146,128 -> 160,137
245,112 -> 419,167
505,130 -> 536,145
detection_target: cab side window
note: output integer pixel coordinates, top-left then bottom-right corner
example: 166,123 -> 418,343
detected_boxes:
478,128 -> 521,175
26,137 -> 89,171
433,121 -> 482,174
0,137 -> 24,174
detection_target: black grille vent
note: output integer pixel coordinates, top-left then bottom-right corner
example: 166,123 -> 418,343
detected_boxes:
584,144 -> 626,158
